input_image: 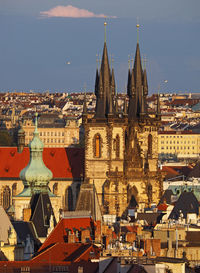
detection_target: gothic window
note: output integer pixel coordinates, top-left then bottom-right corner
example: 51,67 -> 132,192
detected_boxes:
93,134 -> 101,158
116,134 -> 120,158
148,134 -> 153,158
53,183 -> 58,195
2,186 -> 11,210
65,186 -> 73,211
12,183 -> 17,197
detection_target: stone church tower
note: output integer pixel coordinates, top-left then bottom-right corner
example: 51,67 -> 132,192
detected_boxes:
83,26 -> 163,217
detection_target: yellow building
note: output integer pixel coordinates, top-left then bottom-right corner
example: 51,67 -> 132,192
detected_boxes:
22,116 -> 79,147
158,131 -> 200,159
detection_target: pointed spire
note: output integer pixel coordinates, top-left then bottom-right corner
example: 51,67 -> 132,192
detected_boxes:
127,55 -> 131,97
143,68 -> 148,96
101,42 -> 110,91
98,70 -> 103,98
108,92 -> 113,116
134,43 -> 143,87
140,87 -> 145,117
34,112 -> 39,135
115,95 -> 118,114
124,96 -> 127,116
95,68 -> 99,97
111,67 -> 115,97
156,93 -> 161,119
130,68 -> 135,98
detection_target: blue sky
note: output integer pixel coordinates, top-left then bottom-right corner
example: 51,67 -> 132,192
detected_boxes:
0,0 -> 200,94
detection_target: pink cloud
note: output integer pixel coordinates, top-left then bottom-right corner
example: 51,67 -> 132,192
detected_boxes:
40,5 -> 116,18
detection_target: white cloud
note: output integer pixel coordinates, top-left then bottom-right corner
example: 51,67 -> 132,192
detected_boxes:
40,5 -> 116,18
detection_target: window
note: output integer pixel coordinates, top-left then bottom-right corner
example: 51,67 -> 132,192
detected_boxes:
148,134 -> 152,157
2,186 -> 11,210
116,134 -> 120,158
94,134 -> 101,158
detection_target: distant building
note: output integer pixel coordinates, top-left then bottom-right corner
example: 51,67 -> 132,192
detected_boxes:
158,131 -> 200,159
22,113 -> 79,147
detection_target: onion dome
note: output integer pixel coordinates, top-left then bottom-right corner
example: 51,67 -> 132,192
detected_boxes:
19,113 -> 53,196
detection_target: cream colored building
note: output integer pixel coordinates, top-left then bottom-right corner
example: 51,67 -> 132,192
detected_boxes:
22,118 -> 79,147
158,131 -> 200,159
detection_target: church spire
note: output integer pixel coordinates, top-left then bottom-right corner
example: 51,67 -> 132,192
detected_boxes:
156,93 -> 161,119
83,86 -> 87,114
95,54 -> 99,97
95,21 -> 115,118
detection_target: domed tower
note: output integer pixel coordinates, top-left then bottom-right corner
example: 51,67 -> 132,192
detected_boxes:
17,122 -> 25,153
19,113 -> 53,196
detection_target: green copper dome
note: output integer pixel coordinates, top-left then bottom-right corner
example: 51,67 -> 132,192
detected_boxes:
19,113 -> 53,196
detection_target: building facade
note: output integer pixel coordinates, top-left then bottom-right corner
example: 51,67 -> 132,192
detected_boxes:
158,131 -> 200,159
22,114 -> 79,148
83,35 -> 163,217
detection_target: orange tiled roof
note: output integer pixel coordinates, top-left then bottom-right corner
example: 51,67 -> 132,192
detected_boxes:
0,147 -> 84,179
39,217 -> 93,252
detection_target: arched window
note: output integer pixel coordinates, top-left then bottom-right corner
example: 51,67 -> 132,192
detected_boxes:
65,186 -> 73,211
2,186 -> 11,210
116,134 -> 120,158
148,134 -> 153,158
93,134 -> 101,158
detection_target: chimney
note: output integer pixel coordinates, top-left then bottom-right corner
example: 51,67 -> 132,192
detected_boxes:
23,208 -> 31,222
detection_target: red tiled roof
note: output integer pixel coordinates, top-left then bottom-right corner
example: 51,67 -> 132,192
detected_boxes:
157,203 -> 168,211
33,243 -> 98,263
162,166 -> 180,175
39,217 -> 93,252
0,147 -> 84,179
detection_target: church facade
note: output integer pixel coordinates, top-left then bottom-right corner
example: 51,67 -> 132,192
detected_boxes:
83,37 -> 163,217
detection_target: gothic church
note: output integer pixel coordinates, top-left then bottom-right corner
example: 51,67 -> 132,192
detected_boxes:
82,28 -> 163,217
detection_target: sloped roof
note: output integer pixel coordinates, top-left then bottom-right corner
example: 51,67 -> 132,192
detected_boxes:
169,191 -> 199,220
0,147 -> 84,179
32,243 -> 99,263
188,161 -> 200,178
30,193 -> 56,238
136,213 -> 164,226
12,221 -> 41,248
38,217 -> 93,253
158,189 -> 174,205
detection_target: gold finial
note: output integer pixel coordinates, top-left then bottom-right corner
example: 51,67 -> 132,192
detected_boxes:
128,55 -> 130,70
104,18 -> 107,43
136,17 -> 140,43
